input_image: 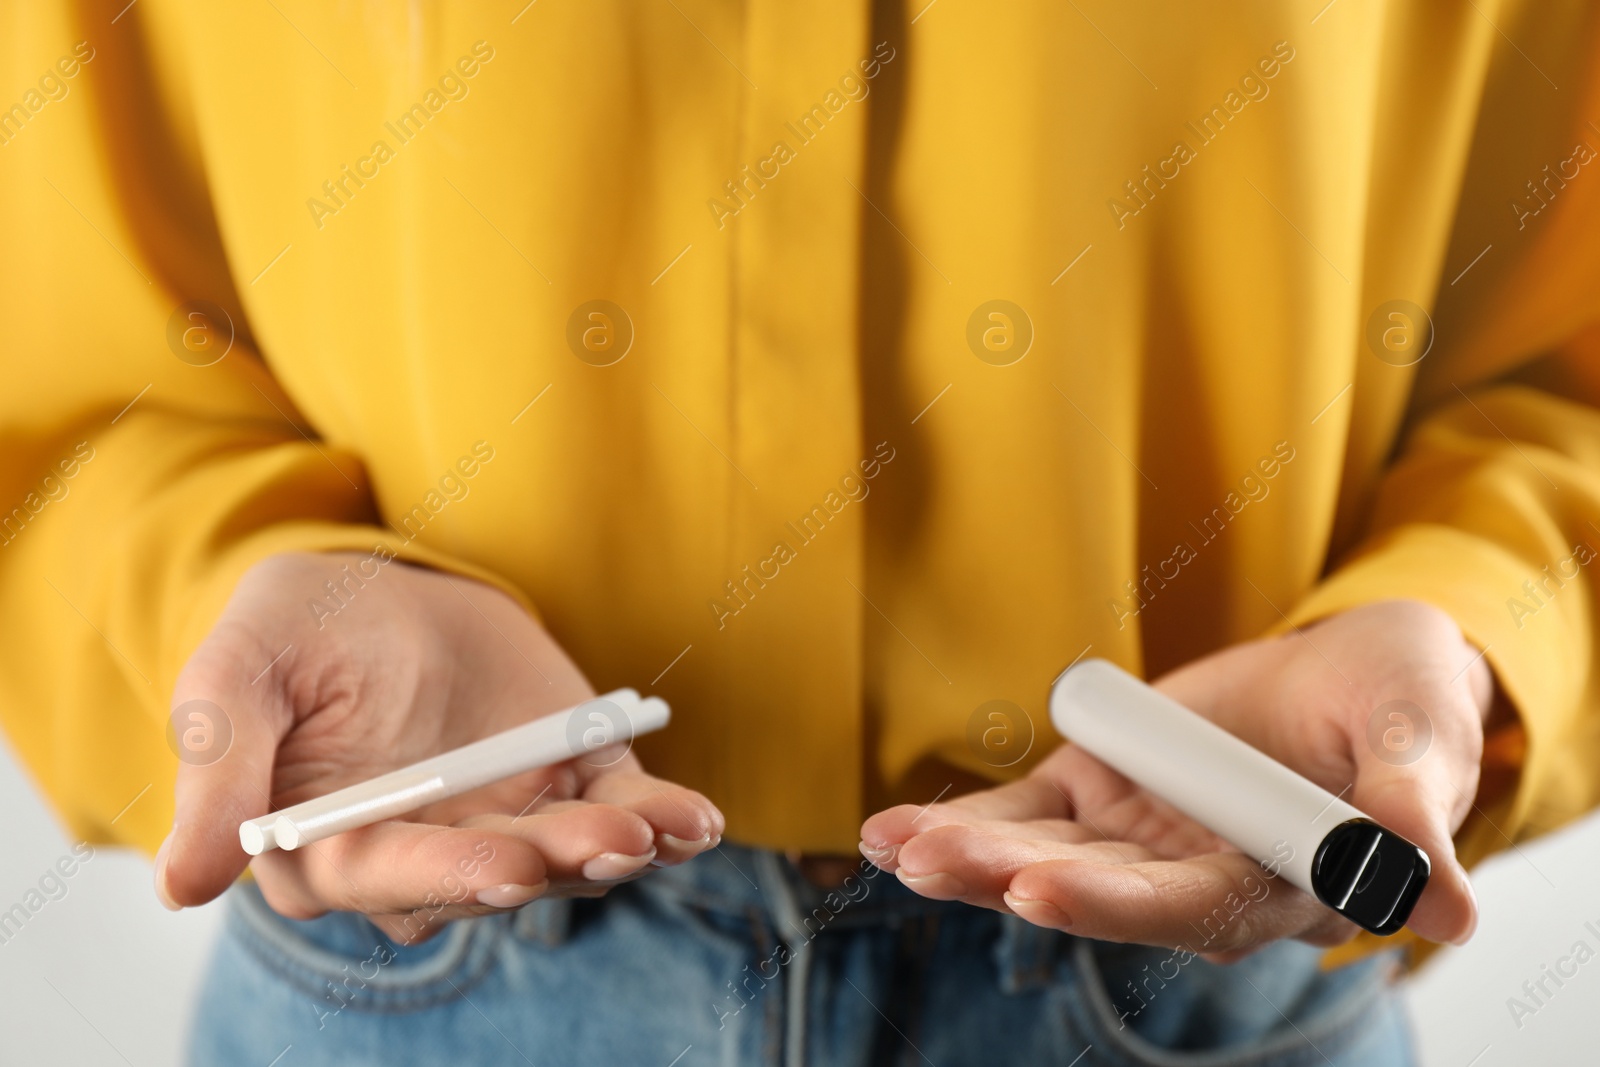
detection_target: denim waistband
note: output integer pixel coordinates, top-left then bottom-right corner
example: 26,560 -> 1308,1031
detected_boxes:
509,840 -> 1066,1067
518,840 -> 1053,950
219,840 -> 1406,1067
640,842 -> 952,922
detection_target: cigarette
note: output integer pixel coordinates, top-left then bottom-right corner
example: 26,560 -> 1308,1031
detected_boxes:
238,689 -> 669,856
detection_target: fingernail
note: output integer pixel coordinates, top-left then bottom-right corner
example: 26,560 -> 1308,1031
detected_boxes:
582,850 -> 656,881
153,832 -> 182,912
652,833 -> 712,867
897,870 -> 967,899
858,840 -> 896,864
1004,892 -> 1071,928
475,882 -> 548,908
659,833 -> 712,852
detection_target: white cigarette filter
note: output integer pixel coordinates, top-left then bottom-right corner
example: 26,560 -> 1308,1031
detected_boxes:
239,689 -> 669,857
1049,659 -> 1429,936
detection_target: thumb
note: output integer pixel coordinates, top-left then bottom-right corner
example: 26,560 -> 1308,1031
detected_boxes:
1348,713 -> 1480,946
156,641 -> 289,909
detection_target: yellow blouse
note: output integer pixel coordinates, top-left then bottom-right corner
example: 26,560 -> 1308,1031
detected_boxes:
4,3 -> 1600,960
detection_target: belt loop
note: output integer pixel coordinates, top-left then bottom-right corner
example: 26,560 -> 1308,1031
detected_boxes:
753,850 -> 813,1067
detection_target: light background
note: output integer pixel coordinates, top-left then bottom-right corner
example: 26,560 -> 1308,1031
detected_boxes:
0,738 -> 1589,1065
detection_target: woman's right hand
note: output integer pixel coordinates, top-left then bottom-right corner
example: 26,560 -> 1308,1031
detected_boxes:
156,551 -> 723,943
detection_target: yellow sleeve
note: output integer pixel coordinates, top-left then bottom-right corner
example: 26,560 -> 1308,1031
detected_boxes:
0,3 -> 523,857
1288,363 -> 1600,861
1286,10 -> 1600,960
1291,350 -> 1600,967
1289,308 -> 1600,894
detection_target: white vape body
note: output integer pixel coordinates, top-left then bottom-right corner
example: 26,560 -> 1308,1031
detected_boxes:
1050,659 -> 1429,935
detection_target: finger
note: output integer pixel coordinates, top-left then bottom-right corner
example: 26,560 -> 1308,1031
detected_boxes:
576,769 -> 725,864
159,632 -> 292,909
862,766 -> 1221,876
1004,853 -> 1352,953
860,776 -> 1074,865
892,821 -> 1140,909
1195,911 -> 1354,962
367,901 -> 530,946
1039,746 -> 1244,862
1350,753 -> 1479,945
252,821 -> 548,919
370,912 -> 461,946
457,801 -> 660,883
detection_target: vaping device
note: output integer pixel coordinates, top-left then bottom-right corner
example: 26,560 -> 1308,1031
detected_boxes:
240,690 -> 668,855
1049,659 -> 1429,936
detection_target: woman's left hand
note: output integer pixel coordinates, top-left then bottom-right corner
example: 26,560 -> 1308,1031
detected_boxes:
859,600 -> 1494,955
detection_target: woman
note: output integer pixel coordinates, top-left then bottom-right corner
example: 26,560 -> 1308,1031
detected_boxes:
3,2 -> 1597,1064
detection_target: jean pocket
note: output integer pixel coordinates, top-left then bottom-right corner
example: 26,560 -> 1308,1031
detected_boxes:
1061,937 -> 1406,1067
224,881 -> 505,1016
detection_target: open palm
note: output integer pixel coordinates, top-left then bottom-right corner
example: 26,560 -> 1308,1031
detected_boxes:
860,600 -> 1492,954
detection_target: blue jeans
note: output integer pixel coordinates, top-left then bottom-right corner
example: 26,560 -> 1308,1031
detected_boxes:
189,843 -> 1414,1066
